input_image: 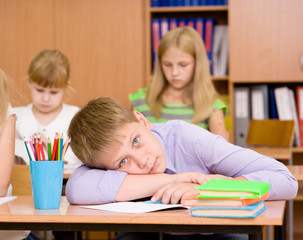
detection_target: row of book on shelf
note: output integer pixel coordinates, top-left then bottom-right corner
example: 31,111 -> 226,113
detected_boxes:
151,17 -> 228,76
234,85 -> 303,147
151,0 -> 228,7
181,179 -> 269,218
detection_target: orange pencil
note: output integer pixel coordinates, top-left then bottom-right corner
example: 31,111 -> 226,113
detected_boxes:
51,133 -> 58,161
35,134 -> 41,161
39,138 -> 46,161
61,137 -> 70,160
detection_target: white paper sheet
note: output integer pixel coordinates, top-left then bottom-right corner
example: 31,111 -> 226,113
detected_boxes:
81,201 -> 188,214
0,196 -> 17,205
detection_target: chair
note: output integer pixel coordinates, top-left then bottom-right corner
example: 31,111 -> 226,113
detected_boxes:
246,119 -> 295,240
11,165 -> 32,196
246,119 -> 295,164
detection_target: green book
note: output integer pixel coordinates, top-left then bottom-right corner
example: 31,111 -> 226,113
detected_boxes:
196,179 -> 270,199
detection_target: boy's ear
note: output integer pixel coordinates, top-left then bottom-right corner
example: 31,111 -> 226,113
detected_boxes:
133,111 -> 152,129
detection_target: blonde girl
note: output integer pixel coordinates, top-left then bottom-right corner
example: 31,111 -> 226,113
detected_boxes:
129,27 -> 228,140
14,50 -> 81,168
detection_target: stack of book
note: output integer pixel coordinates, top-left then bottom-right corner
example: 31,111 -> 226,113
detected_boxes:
181,179 -> 270,218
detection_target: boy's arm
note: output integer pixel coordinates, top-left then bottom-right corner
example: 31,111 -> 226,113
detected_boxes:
66,164 -> 219,205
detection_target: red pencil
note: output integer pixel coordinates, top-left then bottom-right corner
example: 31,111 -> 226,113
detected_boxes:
39,138 -> 46,161
35,134 -> 41,161
51,133 -> 58,161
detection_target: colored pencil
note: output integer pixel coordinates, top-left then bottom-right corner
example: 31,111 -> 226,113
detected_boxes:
29,136 -> 36,161
39,138 -> 46,161
35,135 -> 41,161
57,133 -> 61,160
61,137 -> 70,160
23,137 -> 32,161
51,133 -> 58,161
48,138 -> 52,161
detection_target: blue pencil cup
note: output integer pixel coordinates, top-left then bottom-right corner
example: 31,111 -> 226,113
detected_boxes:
30,160 -> 64,209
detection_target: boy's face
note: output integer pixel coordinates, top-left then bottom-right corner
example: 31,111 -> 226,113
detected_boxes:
30,82 -> 64,114
97,112 -> 167,174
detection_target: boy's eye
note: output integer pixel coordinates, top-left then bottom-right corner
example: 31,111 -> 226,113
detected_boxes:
133,137 -> 140,146
119,158 -> 128,168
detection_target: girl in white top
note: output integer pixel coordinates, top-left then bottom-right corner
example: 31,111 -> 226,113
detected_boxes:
14,50 -> 81,169
0,69 -> 30,239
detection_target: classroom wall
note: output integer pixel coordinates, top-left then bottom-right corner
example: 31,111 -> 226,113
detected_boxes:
0,0 -> 146,108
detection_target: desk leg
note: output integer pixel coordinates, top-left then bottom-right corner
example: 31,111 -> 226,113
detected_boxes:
287,199 -> 293,240
274,207 -> 286,240
249,226 -> 263,240
45,230 -> 52,240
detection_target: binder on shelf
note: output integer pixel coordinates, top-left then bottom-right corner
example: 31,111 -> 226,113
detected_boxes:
178,18 -> 187,27
289,89 -> 300,147
187,18 -> 195,29
151,18 -> 160,65
160,18 -> 169,38
212,25 -> 228,76
169,18 -> 178,30
250,84 -> 269,120
195,18 -> 204,41
269,88 -> 279,119
296,86 -> 303,147
204,18 -> 215,73
274,87 -> 293,120
234,86 -> 250,146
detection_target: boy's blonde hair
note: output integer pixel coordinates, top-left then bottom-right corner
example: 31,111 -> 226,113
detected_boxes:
28,49 -> 70,88
0,69 -> 9,132
147,26 -> 219,124
68,97 -> 138,168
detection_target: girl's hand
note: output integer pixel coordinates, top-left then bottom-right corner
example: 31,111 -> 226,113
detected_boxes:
151,182 -> 200,204
173,172 -> 232,185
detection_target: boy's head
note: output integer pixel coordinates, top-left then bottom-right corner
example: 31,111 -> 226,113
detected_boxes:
28,49 -> 70,88
68,97 -> 166,173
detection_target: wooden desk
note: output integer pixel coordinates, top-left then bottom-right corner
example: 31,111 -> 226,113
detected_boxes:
287,165 -> 303,181
0,196 -> 286,240
63,168 -> 75,180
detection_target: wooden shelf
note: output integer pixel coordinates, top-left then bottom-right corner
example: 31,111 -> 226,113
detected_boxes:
148,6 -> 228,13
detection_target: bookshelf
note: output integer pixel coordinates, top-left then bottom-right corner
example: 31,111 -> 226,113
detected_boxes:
229,1 -> 303,239
144,2 -> 229,96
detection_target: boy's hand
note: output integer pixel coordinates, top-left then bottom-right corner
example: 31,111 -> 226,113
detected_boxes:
151,182 -> 199,204
173,172 -> 232,185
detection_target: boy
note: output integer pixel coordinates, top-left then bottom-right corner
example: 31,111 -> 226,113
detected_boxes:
66,97 -> 297,239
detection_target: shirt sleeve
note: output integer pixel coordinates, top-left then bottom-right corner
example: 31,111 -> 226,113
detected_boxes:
200,134 -> 298,200
66,164 -> 128,204
213,98 -> 227,115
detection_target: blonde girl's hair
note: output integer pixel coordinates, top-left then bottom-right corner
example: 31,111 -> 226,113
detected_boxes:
28,49 -> 70,88
0,69 -> 9,132
68,97 -> 139,168
146,26 -> 219,124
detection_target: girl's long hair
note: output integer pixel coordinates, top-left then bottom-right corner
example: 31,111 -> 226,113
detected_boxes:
146,27 -> 219,124
0,69 -> 9,132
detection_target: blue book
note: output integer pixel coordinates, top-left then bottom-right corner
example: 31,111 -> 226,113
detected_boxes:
269,88 -> 279,119
169,18 -> 178,30
190,201 -> 266,218
178,18 -> 187,27
187,18 -> 195,29
151,0 -> 160,7
151,18 -> 161,65
195,18 -> 204,41
204,18 -> 215,73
